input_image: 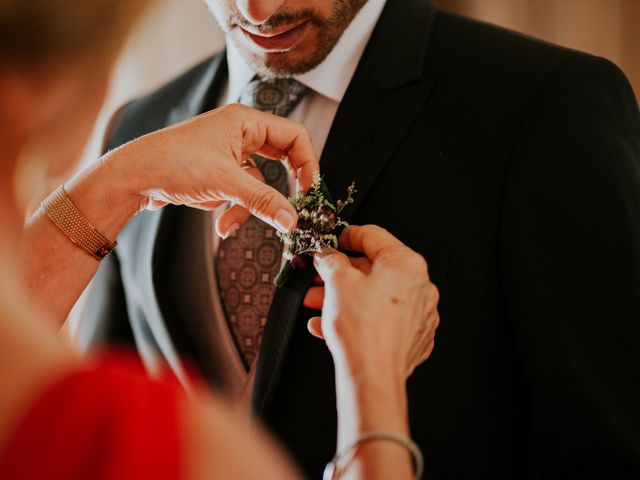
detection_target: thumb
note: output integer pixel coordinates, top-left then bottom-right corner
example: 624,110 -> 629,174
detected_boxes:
313,248 -> 354,282
230,168 -> 297,234
307,316 -> 324,339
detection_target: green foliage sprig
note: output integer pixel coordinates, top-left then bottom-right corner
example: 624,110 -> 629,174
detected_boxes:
274,173 -> 356,287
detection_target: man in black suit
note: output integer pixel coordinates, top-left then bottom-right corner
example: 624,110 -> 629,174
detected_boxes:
82,0 -> 640,477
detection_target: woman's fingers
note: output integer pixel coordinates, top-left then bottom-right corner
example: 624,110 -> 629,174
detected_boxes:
304,258 -> 366,310
307,316 -> 324,339
310,256 -> 366,287
303,286 -> 324,310
190,200 -> 226,211
215,204 -> 251,238
313,248 -> 356,282
137,105 -> 317,233
227,168 -> 298,234
238,106 -> 319,192
338,225 -> 405,262
146,198 -> 169,210
349,255 -> 372,274
407,289 -> 440,374
215,164 -> 265,237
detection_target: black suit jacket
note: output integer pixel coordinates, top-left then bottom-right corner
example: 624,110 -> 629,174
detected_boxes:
83,0 -> 640,477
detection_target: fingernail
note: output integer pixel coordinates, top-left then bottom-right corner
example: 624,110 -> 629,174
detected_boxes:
224,223 -> 240,239
312,248 -> 331,265
275,209 -> 295,233
315,246 -> 332,257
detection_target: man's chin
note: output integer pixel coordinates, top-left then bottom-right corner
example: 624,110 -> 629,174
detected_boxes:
232,34 -> 328,78
264,51 -> 328,77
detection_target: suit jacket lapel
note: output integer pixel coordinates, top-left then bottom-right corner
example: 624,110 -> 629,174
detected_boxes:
165,53 -> 227,125
146,53 -> 238,387
323,0 -> 437,223
252,0 -> 439,418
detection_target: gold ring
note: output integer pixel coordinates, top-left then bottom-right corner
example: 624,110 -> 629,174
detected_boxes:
241,158 -> 258,170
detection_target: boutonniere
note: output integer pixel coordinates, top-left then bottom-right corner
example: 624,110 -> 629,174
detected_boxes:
275,173 -> 357,287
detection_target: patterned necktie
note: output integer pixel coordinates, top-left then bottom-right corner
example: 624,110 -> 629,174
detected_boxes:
215,78 -> 309,369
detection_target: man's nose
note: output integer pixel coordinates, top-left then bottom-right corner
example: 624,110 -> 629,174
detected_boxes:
236,0 -> 287,25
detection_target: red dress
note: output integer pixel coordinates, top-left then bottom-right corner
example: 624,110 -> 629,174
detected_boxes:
0,355 -> 183,480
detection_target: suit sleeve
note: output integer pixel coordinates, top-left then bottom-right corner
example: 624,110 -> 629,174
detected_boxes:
79,252 -> 134,346
500,54 -> 640,478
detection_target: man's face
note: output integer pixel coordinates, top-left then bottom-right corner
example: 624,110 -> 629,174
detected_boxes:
207,0 -> 368,77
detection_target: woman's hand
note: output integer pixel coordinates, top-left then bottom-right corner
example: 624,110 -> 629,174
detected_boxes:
78,103 -> 318,238
24,104 -> 318,325
308,225 -> 440,380
307,226 -> 439,478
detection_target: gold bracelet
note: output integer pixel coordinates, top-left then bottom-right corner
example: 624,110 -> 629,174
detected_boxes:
323,431 -> 424,480
41,186 -> 117,261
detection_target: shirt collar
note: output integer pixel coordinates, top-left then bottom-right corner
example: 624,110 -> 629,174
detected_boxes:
225,0 -> 387,104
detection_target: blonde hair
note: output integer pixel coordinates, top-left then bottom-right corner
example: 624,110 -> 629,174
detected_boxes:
0,0 -> 150,63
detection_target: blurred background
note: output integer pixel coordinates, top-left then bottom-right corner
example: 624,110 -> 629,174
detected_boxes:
440,0 -> 639,94
88,0 -> 640,165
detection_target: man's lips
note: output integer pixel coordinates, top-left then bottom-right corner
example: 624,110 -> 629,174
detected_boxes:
241,21 -> 311,52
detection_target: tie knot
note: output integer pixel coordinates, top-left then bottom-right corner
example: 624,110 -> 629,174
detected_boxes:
240,77 -> 309,116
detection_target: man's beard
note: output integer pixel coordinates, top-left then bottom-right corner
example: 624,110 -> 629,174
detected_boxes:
221,0 -> 369,78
